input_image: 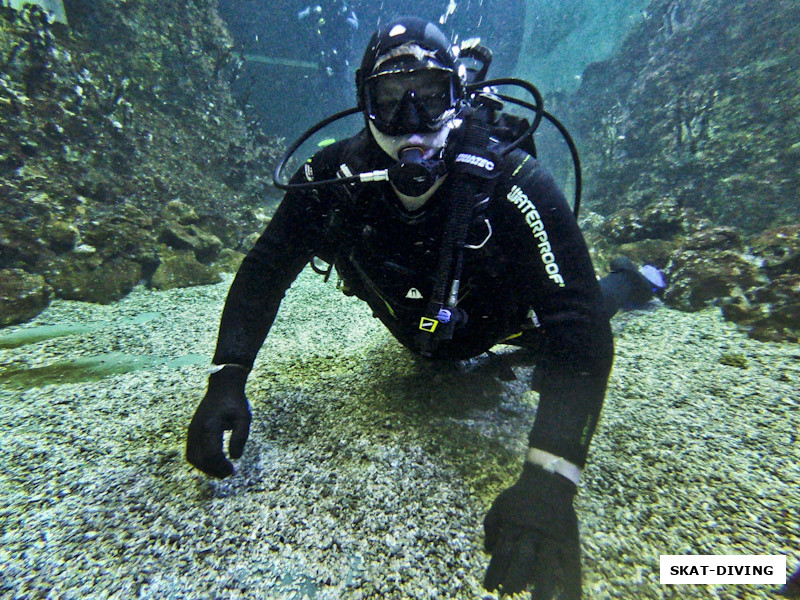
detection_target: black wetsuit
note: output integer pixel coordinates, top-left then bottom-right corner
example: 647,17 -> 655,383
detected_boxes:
213,129 -> 614,466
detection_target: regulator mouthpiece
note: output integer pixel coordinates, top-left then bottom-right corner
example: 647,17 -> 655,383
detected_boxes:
389,147 -> 444,197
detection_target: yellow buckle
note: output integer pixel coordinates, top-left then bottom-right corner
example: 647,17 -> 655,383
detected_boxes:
419,317 -> 438,333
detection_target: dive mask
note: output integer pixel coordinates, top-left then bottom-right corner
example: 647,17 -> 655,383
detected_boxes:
363,60 -> 460,136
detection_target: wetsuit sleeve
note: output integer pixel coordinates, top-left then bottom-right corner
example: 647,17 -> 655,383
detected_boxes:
211,163 -> 332,369
499,154 -> 614,468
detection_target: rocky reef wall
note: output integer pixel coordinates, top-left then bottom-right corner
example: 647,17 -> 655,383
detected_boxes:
1,0 -> 279,324
569,0 -> 798,232
563,0 -> 799,342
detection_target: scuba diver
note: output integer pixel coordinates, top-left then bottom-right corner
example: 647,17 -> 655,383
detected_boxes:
297,0 -> 359,107
186,16 -> 663,599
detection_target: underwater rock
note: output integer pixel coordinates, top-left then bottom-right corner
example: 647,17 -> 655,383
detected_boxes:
601,209 -> 647,244
42,219 -> 80,253
149,247 -> 221,291
82,208 -> 157,265
161,199 -> 199,225
721,273 -> 800,343
0,268 -> 52,327
601,198 -> 688,244
0,217 -> 50,268
577,210 -> 605,236
213,248 -> 246,273
244,231 -> 262,250
198,213 -> 257,252
681,226 -> 742,252
750,225 -> 800,276
158,223 -> 223,264
663,248 -> 765,312
718,353 -> 748,369
42,255 -> 142,303
616,238 -> 678,270
660,225 -> 799,341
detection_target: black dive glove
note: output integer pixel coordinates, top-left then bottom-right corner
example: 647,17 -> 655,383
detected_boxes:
484,463 -> 582,599
186,366 -> 251,478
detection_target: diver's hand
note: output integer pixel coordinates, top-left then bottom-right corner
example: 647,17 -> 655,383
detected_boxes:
484,463 -> 582,599
186,366 -> 251,478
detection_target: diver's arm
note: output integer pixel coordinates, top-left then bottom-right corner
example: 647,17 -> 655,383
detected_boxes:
212,190 -> 323,369
187,157 -> 333,479
503,156 -> 613,468
483,156 -> 612,597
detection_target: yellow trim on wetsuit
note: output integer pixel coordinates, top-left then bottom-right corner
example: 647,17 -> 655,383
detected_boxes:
511,154 -> 531,177
501,331 -> 524,342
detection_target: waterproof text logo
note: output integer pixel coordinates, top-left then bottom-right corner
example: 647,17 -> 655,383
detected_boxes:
506,185 -> 565,287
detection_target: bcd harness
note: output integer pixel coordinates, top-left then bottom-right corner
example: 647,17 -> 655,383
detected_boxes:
310,102 -> 541,356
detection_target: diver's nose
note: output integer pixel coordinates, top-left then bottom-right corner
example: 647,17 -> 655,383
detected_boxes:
394,90 -> 423,132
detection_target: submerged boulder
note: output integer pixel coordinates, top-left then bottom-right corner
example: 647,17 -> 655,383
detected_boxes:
42,219 -> 81,253
149,247 -> 221,291
615,238 -> 678,271
601,198 -> 689,244
663,230 -> 765,312
158,199 -> 223,264
680,226 -> 743,252
213,248 -> 246,274
0,269 -> 52,327
721,273 -> 800,343
42,255 -> 142,304
660,225 -> 799,342
158,223 -> 223,264
82,207 -> 158,266
161,199 -> 199,225
750,225 -> 800,276
0,217 -> 50,269
663,250 -> 757,312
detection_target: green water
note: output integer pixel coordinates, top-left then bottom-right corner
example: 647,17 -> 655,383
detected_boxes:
0,312 -> 161,349
0,323 -> 103,349
0,352 -> 208,389
0,312 -> 204,388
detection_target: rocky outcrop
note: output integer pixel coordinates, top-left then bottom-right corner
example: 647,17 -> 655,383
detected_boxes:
149,248 -> 221,291
663,228 -> 765,312
42,255 -> 142,304
157,201 -> 223,265
561,0 -> 799,342
583,199 -> 799,342
661,225 -> 800,342
600,197 -> 691,245
0,2 -> 280,322
720,273 -> 800,343
0,269 -> 52,326
718,226 -> 800,342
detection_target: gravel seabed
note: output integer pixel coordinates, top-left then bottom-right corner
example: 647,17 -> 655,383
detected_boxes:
1,268 -> 798,600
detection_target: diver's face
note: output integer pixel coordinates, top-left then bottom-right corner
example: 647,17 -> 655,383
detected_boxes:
364,64 -> 459,139
370,69 -> 456,127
